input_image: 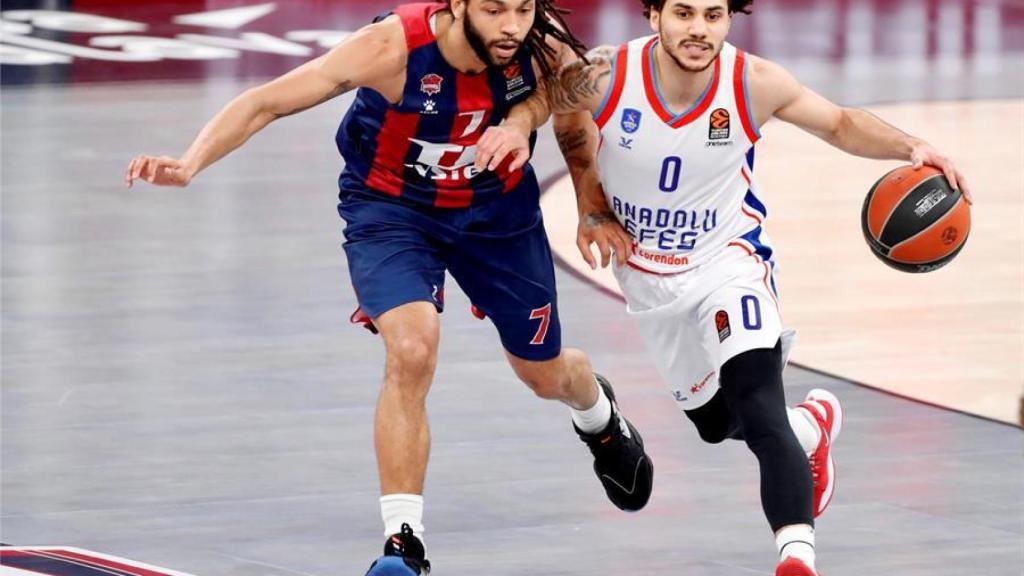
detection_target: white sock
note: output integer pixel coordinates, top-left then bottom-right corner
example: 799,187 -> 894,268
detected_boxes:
788,406 -> 821,456
570,376 -> 613,434
380,494 -> 424,543
776,524 -> 815,569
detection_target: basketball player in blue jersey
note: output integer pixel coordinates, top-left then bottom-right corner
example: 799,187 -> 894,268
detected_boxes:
124,2 -> 656,574
479,0 -> 973,575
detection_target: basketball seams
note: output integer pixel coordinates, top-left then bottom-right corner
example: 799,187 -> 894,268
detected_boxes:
886,195 -> 968,263
861,166 -> 970,272
874,173 -> 945,247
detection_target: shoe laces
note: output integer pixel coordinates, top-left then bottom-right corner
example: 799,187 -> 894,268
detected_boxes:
386,523 -> 431,573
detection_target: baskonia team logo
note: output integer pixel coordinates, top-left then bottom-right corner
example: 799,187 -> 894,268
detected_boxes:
420,73 -> 443,96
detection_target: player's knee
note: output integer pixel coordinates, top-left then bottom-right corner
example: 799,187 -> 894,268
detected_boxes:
695,423 -> 730,444
385,336 -> 438,384
522,371 -> 570,400
512,357 -> 570,400
720,344 -> 787,444
685,391 -> 735,444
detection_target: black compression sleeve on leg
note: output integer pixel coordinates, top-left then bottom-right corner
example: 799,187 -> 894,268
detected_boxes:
684,390 -> 743,444
719,341 -> 814,531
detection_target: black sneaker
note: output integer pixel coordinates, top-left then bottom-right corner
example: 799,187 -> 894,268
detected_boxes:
575,374 -> 653,511
365,523 -> 431,576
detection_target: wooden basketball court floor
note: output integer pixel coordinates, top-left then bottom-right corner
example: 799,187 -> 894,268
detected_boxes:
2,1 -> 1022,575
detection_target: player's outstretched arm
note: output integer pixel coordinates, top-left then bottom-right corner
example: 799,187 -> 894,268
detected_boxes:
125,17 -> 406,188
475,45 -> 615,172
553,112 -> 632,269
754,55 -> 973,203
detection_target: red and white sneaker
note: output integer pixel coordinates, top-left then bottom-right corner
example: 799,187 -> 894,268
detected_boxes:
776,557 -> 818,576
797,389 -> 843,518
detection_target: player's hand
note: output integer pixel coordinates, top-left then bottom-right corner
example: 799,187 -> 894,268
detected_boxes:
125,155 -> 193,188
577,203 -> 633,270
909,143 -> 973,204
475,124 -> 531,173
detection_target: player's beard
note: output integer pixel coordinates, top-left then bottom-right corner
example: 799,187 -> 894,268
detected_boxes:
463,11 -> 522,67
662,33 -> 721,73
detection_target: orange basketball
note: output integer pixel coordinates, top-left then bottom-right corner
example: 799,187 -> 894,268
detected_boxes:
860,165 -> 970,273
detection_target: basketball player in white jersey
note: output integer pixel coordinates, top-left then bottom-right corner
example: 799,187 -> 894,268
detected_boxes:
475,0 -> 973,575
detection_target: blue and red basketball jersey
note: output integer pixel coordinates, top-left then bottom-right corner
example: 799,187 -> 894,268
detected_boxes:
337,2 -> 540,209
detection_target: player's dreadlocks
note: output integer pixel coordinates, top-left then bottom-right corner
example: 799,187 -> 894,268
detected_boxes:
451,0 -> 589,80
526,0 -> 589,79
641,0 -> 754,18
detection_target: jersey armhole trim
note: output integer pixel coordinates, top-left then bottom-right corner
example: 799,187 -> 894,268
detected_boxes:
594,44 -> 629,129
395,2 -> 442,52
733,50 -> 761,143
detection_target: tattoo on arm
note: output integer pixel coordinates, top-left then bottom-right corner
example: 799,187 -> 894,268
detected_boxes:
546,58 -> 611,113
273,80 -> 354,119
555,127 -> 588,155
554,127 -> 594,196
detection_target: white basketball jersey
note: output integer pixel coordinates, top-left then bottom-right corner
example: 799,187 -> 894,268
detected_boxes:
594,37 -> 773,274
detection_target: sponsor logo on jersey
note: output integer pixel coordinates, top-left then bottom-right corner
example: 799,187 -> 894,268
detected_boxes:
405,139 -> 481,181
633,245 -> 689,267
611,196 -> 719,252
422,99 -> 438,115
420,73 -> 443,96
691,371 -> 715,394
621,108 -> 642,134
715,310 -> 731,342
619,137 -> 633,150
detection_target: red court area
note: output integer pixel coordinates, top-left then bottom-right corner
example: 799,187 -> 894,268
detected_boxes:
3,0 -> 1023,85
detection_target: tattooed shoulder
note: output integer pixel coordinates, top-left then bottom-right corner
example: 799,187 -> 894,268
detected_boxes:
546,57 -> 612,114
585,45 -> 617,62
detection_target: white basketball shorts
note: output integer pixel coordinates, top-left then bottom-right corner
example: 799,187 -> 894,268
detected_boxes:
613,244 -> 796,411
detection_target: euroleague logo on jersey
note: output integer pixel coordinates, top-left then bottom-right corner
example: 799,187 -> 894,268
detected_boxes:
709,108 -> 730,139
706,108 -> 733,147
503,63 -> 522,82
715,310 -> 732,342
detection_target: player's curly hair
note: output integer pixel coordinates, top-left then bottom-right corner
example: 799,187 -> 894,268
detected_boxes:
527,0 -> 589,79
452,0 -> 589,80
641,0 -> 754,18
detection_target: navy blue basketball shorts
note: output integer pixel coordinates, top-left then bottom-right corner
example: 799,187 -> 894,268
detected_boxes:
338,187 -> 561,362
